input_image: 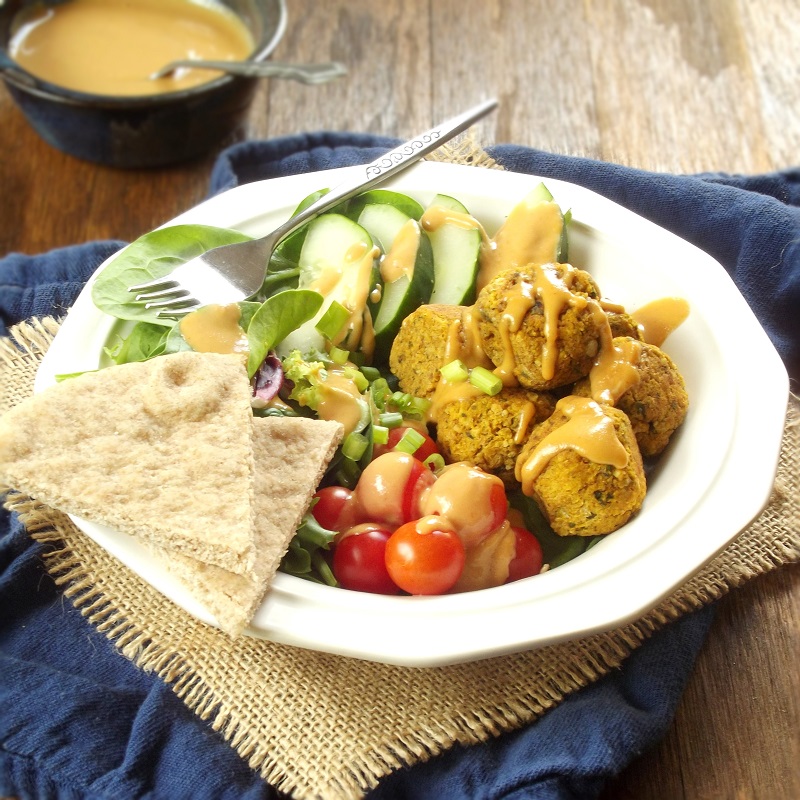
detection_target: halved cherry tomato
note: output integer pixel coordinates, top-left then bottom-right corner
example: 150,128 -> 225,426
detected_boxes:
401,457 -> 436,523
311,486 -> 358,532
332,524 -> 399,594
355,452 -> 436,527
372,425 -> 440,462
420,463 -> 507,546
507,526 -> 544,582
385,516 -> 465,595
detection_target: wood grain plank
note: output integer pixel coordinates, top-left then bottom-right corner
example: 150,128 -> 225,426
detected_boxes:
736,0 -> 800,169
584,0 -> 775,173
603,568 -> 800,800
430,0 -> 600,156
251,0 -> 433,141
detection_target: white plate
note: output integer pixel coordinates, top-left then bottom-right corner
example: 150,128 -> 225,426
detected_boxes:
35,161 -> 788,666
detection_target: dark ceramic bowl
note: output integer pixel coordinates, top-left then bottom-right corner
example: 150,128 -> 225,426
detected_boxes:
0,0 -> 287,168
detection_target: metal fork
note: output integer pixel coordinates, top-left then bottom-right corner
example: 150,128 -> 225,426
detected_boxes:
129,98 -> 498,317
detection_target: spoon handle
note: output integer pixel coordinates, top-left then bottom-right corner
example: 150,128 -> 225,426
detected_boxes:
151,60 -> 348,84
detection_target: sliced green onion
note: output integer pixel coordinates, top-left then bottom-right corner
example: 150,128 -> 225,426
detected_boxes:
372,425 -> 389,445
424,453 -> 446,471
392,391 -> 412,408
411,396 -> 432,415
360,365 -> 382,383
329,345 -> 350,365
393,427 -> 425,455
469,366 -> 503,396
342,431 -> 369,461
370,377 -> 391,408
315,301 -> 349,340
378,411 -> 404,429
439,358 -> 469,382
344,366 -> 369,393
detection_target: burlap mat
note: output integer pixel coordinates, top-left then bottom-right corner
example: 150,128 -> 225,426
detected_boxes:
2,157 -> 799,798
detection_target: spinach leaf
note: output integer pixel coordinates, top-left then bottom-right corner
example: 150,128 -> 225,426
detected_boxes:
279,511 -> 338,586
161,322 -> 193,356
91,224 -> 251,325
105,321 -> 169,365
245,289 -> 323,378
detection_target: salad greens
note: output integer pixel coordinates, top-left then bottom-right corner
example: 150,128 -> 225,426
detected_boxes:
245,290 -> 322,378
90,181 -> 577,585
279,510 -> 338,585
92,225 -> 251,326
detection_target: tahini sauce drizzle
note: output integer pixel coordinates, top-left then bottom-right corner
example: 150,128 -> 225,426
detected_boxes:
9,0 -> 254,96
478,200 -> 564,291
380,219 -> 421,283
309,242 -> 380,359
515,396 -> 629,495
588,330 -> 642,405
501,263 -> 598,384
315,370 -> 365,437
632,297 -> 690,347
179,304 -> 248,354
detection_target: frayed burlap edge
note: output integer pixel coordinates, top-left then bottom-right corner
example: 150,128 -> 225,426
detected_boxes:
2,256 -> 799,797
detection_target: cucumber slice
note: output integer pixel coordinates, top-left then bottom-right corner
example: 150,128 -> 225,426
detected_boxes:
358,203 -> 435,362
357,203 -> 414,253
373,233 -> 434,361
489,183 -> 568,273
276,214 -> 377,358
346,189 -> 425,222
426,193 -> 482,306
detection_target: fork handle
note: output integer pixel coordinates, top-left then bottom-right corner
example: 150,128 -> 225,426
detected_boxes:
267,98 -> 498,246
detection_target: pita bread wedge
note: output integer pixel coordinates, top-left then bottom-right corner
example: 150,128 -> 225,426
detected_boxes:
146,416 -> 343,637
0,351 -> 257,576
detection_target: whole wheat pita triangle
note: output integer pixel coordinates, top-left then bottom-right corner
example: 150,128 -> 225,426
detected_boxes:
0,351 -> 257,576
146,416 -> 343,637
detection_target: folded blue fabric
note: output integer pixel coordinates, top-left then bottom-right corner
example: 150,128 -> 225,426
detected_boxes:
1,133 -> 797,800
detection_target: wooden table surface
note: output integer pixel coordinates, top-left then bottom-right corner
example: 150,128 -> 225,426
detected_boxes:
1,1 -> 798,798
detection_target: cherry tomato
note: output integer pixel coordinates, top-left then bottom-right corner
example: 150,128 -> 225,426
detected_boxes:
385,516 -> 466,595
311,486 -> 358,532
401,457 -> 436,523
507,526 -> 544,582
332,524 -> 399,594
373,425 -> 440,462
356,452 -> 436,527
420,463 -> 507,546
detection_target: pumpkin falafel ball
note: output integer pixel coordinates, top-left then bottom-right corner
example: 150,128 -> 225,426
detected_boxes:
474,263 -> 607,391
516,397 -> 647,536
574,336 -> 689,457
435,387 -> 557,486
388,304 -> 461,398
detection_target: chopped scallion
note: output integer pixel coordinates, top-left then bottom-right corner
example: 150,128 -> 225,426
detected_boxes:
329,345 -> 350,365
342,431 -> 369,461
344,366 -> 369,393
439,358 -> 469,382
424,453 -> 446,471
469,366 -> 502,396
372,425 -> 389,445
393,427 -> 425,455
378,411 -> 404,429
315,301 -> 349,340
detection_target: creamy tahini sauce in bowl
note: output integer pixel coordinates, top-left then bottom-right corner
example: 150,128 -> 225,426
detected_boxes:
9,0 -> 254,96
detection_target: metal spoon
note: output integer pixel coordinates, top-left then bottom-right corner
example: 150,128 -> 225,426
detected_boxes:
150,59 -> 347,84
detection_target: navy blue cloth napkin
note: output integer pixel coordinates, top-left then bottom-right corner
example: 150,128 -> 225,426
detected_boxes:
2,134 -> 798,800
